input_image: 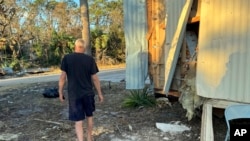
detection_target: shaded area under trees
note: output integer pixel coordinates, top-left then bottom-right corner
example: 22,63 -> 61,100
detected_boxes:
0,0 -> 125,72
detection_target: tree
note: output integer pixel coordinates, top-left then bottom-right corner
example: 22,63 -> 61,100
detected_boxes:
0,0 -> 125,69
0,0 -> 18,66
0,0 -> 80,68
80,0 -> 91,55
89,0 -> 125,63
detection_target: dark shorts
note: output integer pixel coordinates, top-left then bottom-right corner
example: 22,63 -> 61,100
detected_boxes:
68,95 -> 95,121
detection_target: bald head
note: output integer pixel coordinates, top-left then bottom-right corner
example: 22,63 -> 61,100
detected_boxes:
74,39 -> 85,53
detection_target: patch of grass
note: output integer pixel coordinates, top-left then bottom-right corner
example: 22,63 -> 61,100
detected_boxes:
122,87 -> 156,108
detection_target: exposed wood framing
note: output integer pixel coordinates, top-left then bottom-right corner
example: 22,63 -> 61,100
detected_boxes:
146,0 -> 200,94
146,0 -> 166,94
188,16 -> 200,23
188,0 -> 201,23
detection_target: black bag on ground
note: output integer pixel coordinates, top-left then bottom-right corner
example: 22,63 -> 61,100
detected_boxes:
42,88 -> 59,98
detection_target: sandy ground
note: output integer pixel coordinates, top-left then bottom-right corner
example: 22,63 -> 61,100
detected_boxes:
0,81 -> 227,141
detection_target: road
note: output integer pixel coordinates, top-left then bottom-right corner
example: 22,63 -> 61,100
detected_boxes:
0,68 -> 125,87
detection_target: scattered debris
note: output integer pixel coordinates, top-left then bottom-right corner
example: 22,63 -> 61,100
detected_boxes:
3,67 -> 13,75
156,121 -> 190,133
0,68 -> 6,76
0,121 -> 5,129
110,112 -> 119,117
42,87 -> 59,98
1,67 -> 51,77
156,97 -> 171,108
92,126 -> 114,136
128,124 -> 133,131
7,101 -> 13,104
33,118 -> 63,125
0,133 -> 19,141
116,125 -> 122,134
16,71 -> 26,76
0,67 -> 19,76
179,55 -> 206,120
0,81 -> 226,140
25,68 -> 50,74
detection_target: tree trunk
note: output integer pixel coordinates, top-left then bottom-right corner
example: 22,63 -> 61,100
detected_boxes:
80,0 -> 91,55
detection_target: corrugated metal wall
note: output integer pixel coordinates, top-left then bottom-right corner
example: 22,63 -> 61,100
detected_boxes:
163,0 -> 193,93
197,0 -> 250,103
164,0 -> 185,55
124,0 -> 148,89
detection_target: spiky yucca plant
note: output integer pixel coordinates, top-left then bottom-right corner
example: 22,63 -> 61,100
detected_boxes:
122,87 -> 156,108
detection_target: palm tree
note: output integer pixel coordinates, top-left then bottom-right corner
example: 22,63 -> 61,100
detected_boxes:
80,0 -> 91,55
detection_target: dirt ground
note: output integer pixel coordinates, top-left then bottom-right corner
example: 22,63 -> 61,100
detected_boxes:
0,81 -> 227,141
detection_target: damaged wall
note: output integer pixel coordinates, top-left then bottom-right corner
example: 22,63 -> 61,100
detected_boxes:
197,0 -> 250,103
163,0 -> 193,94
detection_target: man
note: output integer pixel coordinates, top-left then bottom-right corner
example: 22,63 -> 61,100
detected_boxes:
58,39 -> 104,141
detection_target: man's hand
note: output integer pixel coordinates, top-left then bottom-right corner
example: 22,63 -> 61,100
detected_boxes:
91,74 -> 104,103
58,71 -> 66,103
59,92 -> 65,102
98,93 -> 104,103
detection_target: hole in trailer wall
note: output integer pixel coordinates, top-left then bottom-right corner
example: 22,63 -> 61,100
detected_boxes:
186,22 -> 200,37
151,0 -> 202,100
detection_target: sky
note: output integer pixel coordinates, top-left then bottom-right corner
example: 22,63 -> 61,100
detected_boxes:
73,0 -> 80,6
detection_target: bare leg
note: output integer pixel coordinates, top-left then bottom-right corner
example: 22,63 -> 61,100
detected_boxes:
87,116 -> 93,141
75,120 -> 84,141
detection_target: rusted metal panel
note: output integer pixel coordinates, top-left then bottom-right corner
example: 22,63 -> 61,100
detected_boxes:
197,0 -> 250,103
163,0 -> 194,93
124,0 -> 148,89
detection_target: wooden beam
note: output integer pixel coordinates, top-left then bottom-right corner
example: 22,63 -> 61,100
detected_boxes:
188,16 -> 200,23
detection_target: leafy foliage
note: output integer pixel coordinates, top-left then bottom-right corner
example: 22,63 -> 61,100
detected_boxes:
106,31 -> 125,62
0,0 -> 125,70
32,31 -> 75,66
122,88 -> 156,108
89,0 -> 125,64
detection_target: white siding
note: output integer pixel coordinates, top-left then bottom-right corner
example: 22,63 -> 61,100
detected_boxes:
124,0 -> 148,89
197,0 -> 250,103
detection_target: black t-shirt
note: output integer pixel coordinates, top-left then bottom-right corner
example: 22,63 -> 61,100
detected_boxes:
61,53 -> 99,99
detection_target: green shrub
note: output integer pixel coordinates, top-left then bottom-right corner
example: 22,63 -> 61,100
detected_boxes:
122,88 -> 156,108
1,59 -> 21,71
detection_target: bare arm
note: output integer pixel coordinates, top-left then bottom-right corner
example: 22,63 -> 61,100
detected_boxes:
58,71 -> 67,102
91,74 -> 104,103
